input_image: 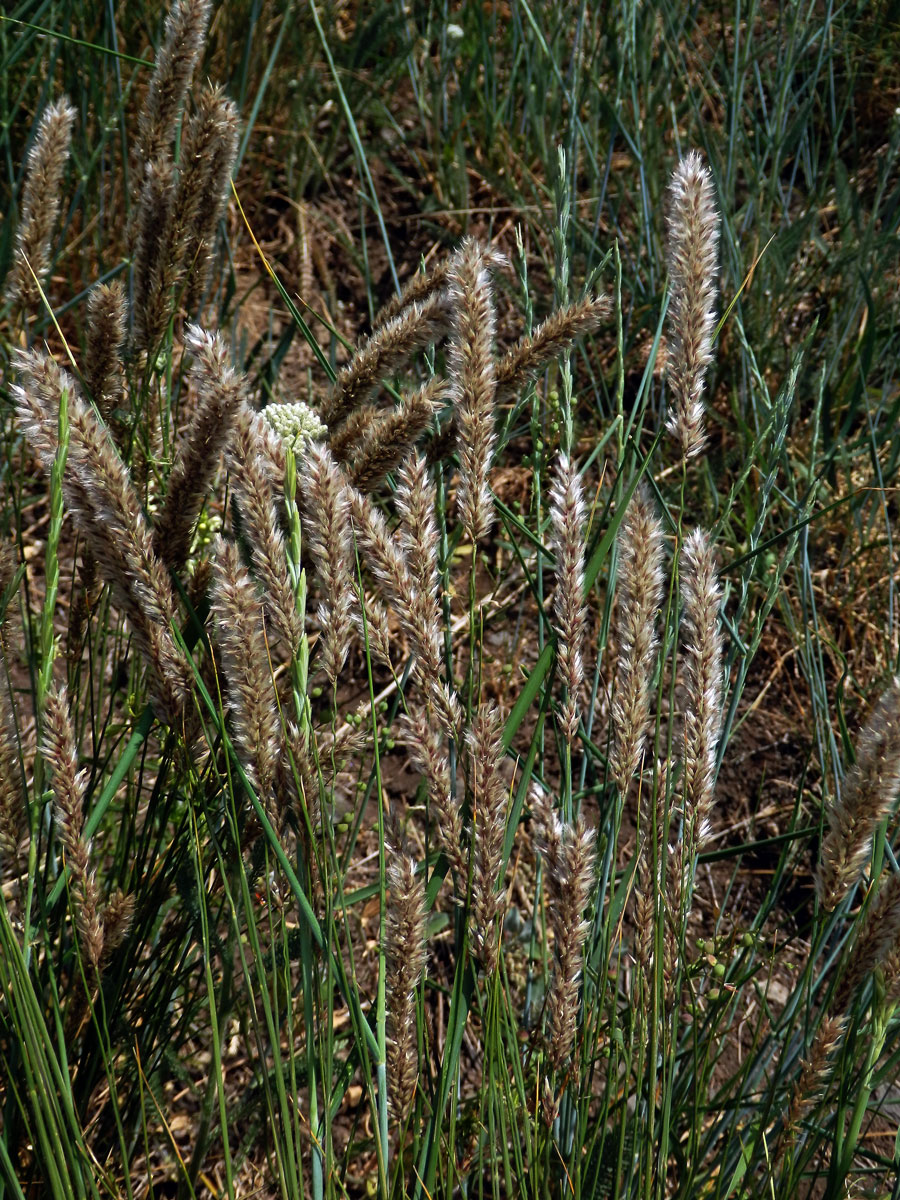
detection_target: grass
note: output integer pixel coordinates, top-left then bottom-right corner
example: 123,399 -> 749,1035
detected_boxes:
1,1 -> 900,1198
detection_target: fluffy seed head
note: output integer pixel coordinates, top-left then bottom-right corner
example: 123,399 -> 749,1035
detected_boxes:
816,680 -> 900,910
385,846 -> 428,1126
611,485 -> 666,793
302,443 -> 355,685
680,528 -> 724,853
466,704 -> 509,972
154,325 -> 245,570
448,238 -> 500,543
664,152 -> 719,460
549,454 -> 589,745
136,0 -> 213,171
5,97 -> 76,313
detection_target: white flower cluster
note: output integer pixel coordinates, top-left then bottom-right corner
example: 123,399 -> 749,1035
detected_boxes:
264,400 -> 326,448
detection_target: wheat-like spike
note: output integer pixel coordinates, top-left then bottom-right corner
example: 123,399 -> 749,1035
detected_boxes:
0,544 -> 25,868
135,0 -> 213,172
816,680 -> 900,911
495,295 -> 610,406
448,238 -> 499,543
349,379 -> 444,493
100,889 -> 136,963
546,816 -> 596,1071
775,1014 -> 845,1171
228,404 -> 305,659
212,539 -> 282,824
15,352 -> 190,725
680,528 -> 724,854
530,785 -> 565,900
330,404 -> 380,464
395,451 -> 440,601
132,158 -> 175,350
139,86 -> 239,351
0,670 -> 26,870
5,97 -> 76,314
346,481 -> 461,739
84,281 -> 127,422
181,85 -> 240,316
611,485 -> 666,793
466,704 -> 509,973
373,259 -> 452,327
664,152 -> 719,460
43,688 -> 104,970
399,708 -> 466,884
834,870 -> 900,1010
303,443 -> 355,686
385,844 -> 428,1127
154,325 -> 245,570
549,454 -> 589,746
322,291 -> 450,430
355,591 -> 394,671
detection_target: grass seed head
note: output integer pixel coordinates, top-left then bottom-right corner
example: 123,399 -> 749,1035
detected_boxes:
664,151 -> 719,461
5,97 -> 76,315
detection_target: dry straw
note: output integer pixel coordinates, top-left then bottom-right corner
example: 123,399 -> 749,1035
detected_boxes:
5,97 -> 76,315
816,679 -> 900,910
665,151 -> 719,460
